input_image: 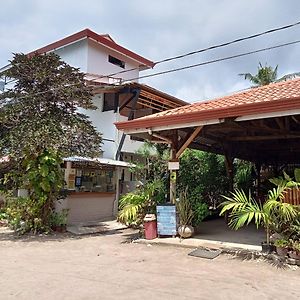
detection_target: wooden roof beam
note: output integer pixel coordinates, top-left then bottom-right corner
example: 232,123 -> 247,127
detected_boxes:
176,126 -> 203,159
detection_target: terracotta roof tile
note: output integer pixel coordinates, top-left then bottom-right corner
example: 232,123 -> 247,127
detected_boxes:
140,78 -> 300,119
115,78 -> 300,130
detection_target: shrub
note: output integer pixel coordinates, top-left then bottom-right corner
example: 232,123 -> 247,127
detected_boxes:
4,195 -> 49,234
274,239 -> 290,248
118,180 -> 164,226
192,202 -> 209,226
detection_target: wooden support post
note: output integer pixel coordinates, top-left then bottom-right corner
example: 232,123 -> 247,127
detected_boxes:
225,155 -> 234,192
255,163 -> 261,201
169,130 -> 178,204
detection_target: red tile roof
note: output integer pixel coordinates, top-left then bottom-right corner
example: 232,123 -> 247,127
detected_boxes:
28,28 -> 155,69
115,78 -> 300,130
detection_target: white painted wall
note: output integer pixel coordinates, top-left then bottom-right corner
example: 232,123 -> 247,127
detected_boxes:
79,94 -> 118,159
54,39 -> 144,159
87,39 -> 140,81
80,94 -> 144,160
54,39 -> 88,73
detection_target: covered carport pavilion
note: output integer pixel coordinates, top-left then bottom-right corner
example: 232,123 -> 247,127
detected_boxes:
115,78 -> 300,204
115,78 -> 300,247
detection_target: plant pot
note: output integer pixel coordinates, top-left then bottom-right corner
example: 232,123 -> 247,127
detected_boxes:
261,242 -> 275,253
289,251 -> 300,260
276,246 -> 289,257
55,225 -> 67,233
178,225 -> 194,238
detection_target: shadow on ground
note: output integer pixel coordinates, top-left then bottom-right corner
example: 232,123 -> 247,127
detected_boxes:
0,225 -> 139,244
195,217 -> 265,246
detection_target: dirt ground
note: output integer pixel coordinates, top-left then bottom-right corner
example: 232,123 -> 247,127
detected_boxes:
0,227 -> 299,300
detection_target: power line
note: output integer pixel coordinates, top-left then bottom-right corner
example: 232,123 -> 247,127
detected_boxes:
2,39 -> 300,102
120,39 -> 300,82
90,19 -> 300,81
154,20 -> 300,64
2,20 -> 300,88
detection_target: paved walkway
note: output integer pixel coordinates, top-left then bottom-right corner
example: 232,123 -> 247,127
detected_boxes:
196,218 -> 265,246
0,227 -> 299,300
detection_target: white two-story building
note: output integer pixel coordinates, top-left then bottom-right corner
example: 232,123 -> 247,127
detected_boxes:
1,29 -> 187,224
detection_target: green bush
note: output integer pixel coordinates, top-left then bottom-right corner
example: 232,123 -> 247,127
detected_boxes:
49,209 -> 68,227
178,149 -> 228,211
192,202 -> 209,226
4,195 -> 49,234
118,180 -> 164,226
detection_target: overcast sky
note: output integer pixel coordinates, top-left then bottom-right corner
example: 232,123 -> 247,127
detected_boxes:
1,0 -> 300,102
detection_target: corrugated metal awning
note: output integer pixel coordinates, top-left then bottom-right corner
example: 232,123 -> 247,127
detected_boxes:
64,156 -> 133,168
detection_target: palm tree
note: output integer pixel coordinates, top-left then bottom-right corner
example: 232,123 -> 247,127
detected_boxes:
239,62 -> 278,86
220,183 -> 299,245
240,62 -> 300,86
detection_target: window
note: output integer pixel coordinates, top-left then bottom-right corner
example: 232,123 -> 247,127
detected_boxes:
108,55 -> 125,69
66,166 -> 116,193
103,93 -> 116,111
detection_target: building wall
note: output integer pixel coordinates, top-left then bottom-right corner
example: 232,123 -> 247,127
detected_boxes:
65,193 -> 116,224
87,39 -> 140,82
54,39 -> 88,73
54,39 -> 144,159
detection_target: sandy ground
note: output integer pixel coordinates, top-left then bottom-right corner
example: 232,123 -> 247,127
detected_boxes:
0,227 -> 299,300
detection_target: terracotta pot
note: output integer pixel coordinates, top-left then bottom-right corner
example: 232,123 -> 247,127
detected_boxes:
178,225 -> 194,238
54,225 -> 67,233
276,246 -> 289,257
289,251 -> 300,260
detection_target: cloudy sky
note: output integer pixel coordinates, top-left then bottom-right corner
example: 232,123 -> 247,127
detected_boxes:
1,0 -> 300,102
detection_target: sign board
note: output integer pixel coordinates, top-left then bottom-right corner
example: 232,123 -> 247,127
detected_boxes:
156,205 -> 177,236
168,161 -> 180,170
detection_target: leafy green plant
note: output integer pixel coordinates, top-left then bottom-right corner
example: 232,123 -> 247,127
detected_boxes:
4,195 -> 47,234
50,209 -> 69,227
178,149 -> 228,210
0,211 -> 8,221
192,202 -> 209,226
290,240 -> 300,253
283,218 -> 300,241
176,189 -> 194,226
239,62 -> 278,86
118,180 -> 163,225
0,52 -> 102,234
274,239 -> 290,248
234,160 -> 254,192
220,184 -> 299,245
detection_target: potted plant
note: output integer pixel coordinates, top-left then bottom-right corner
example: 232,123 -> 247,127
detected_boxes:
289,240 -> 300,260
176,189 -> 194,238
220,184 -> 298,253
274,239 -> 290,256
50,209 -> 68,233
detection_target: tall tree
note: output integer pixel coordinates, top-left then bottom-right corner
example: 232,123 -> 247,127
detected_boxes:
0,53 -> 102,159
0,53 -> 102,230
240,62 -> 300,86
239,62 -> 278,86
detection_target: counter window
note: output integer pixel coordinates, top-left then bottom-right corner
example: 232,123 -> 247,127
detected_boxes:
66,166 -> 116,192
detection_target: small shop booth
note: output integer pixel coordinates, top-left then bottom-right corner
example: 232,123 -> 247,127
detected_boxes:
59,156 -> 132,225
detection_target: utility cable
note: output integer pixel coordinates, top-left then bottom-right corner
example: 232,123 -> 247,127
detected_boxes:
120,39 -> 300,82
2,20 -> 300,86
88,20 -> 300,81
2,39 -> 300,101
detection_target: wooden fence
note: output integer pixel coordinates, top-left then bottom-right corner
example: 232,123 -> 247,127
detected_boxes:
283,188 -> 300,205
